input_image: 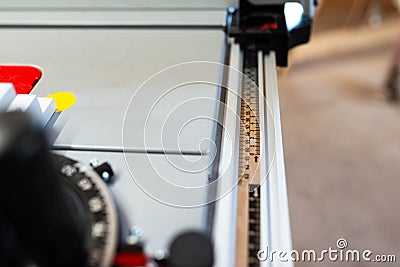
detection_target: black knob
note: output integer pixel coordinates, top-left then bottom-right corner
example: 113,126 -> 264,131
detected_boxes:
0,112 -> 86,267
168,231 -> 214,267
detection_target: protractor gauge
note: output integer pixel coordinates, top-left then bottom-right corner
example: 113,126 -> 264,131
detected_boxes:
53,154 -> 119,267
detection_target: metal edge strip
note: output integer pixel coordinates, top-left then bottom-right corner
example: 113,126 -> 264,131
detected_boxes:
204,37 -> 231,236
212,42 -> 242,267
263,51 -> 293,267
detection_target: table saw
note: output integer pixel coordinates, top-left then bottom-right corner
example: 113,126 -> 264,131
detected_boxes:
0,1 -> 315,266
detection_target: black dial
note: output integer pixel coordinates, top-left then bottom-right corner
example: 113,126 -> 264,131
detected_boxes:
0,112 -> 118,267
53,154 -> 118,267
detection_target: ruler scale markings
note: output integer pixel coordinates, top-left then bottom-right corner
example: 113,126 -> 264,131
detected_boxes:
236,49 -> 262,267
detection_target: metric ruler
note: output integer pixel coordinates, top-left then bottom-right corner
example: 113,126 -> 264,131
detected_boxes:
236,49 -> 262,267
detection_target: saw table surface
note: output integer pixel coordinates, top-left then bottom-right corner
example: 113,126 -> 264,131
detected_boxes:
0,28 -> 225,153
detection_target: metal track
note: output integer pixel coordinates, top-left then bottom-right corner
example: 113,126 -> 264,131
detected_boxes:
236,49 -> 262,267
213,47 -> 293,267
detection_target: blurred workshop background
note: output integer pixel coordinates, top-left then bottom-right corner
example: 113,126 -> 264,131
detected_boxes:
281,0 -> 400,266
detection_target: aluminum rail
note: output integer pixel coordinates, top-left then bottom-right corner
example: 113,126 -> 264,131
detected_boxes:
213,48 -> 292,266
260,51 -> 293,267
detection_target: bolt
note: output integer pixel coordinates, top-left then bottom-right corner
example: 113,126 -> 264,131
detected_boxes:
127,226 -> 144,245
89,158 -> 100,167
101,171 -> 110,182
154,249 -> 169,261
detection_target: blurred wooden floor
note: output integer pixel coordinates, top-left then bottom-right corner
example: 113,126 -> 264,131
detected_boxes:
280,5 -> 400,266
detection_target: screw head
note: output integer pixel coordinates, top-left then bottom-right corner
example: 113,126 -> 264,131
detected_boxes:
89,158 -> 100,167
127,226 -> 144,245
154,249 -> 169,261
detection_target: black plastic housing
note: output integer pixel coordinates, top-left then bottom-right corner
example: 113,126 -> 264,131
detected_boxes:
226,0 -> 313,66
